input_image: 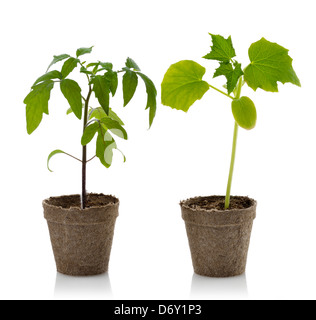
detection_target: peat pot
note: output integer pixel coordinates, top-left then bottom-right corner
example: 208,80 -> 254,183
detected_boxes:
181,195 -> 256,277
43,193 -> 119,276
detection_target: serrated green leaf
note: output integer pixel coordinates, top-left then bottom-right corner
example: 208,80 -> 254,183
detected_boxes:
24,80 -> 54,134
203,34 -> 236,63
33,70 -> 62,86
100,117 -> 128,140
91,75 -> 110,114
213,61 -> 243,94
244,38 -> 301,92
46,54 -> 70,72
231,96 -> 257,130
47,149 -> 66,172
81,122 -> 99,145
61,57 -> 80,78
161,60 -> 210,112
76,46 -> 93,57
137,72 -> 157,127
123,70 -> 138,106
60,79 -> 82,119
125,57 -> 141,71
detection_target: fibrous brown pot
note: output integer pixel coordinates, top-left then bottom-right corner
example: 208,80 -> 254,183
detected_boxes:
43,193 -> 119,276
181,195 -> 256,278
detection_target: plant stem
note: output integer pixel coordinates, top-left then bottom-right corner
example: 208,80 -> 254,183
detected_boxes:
63,152 -> 82,163
225,121 -> 239,209
224,77 -> 243,209
209,84 -> 234,100
81,85 -> 92,209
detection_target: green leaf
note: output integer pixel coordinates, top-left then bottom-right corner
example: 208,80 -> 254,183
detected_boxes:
99,62 -> 113,70
91,75 -> 110,114
96,129 -> 116,168
108,109 -> 124,125
203,34 -> 236,63
123,70 -> 138,106
47,149 -> 66,172
61,57 -> 80,78
96,130 -> 108,167
213,61 -> 243,95
60,79 -> 82,119
33,70 -> 62,86
81,122 -> 99,145
24,80 -> 54,134
46,54 -> 70,72
125,57 -> 141,71
89,107 -> 124,125
80,65 -> 93,75
137,72 -> 157,127
66,107 -> 73,115
231,96 -> 257,130
161,60 -> 210,112
86,62 -> 99,68
76,46 -> 93,57
104,70 -> 118,96
100,118 -> 128,140
89,107 -> 106,120
96,126 -> 126,168
244,38 -> 301,92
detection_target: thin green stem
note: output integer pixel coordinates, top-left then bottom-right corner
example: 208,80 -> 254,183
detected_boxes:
224,77 -> 243,209
225,122 -> 239,209
209,84 -> 234,100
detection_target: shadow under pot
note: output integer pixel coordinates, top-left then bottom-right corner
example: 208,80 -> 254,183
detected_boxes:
43,193 -> 119,276
181,195 -> 256,278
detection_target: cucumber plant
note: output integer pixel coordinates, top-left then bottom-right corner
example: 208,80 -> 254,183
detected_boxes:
24,46 -> 157,209
161,34 -> 300,209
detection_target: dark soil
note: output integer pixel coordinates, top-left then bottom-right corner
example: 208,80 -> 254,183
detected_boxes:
186,196 -> 253,211
46,193 -> 118,209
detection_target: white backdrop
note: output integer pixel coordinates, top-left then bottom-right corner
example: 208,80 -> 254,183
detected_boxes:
0,0 -> 315,300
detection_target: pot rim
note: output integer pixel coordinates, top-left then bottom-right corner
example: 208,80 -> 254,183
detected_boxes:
180,195 -> 256,227
43,193 -> 119,225
42,193 -> 119,211
180,195 -> 256,212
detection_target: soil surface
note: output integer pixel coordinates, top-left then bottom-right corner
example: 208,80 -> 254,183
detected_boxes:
186,196 -> 253,211
46,193 -> 118,209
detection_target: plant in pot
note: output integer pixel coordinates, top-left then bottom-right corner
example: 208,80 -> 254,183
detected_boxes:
161,34 -> 300,277
24,47 -> 157,276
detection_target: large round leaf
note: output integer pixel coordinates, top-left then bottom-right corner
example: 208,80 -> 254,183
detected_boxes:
161,60 -> 209,112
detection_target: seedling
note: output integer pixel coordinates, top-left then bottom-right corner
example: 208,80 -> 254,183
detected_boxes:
161,34 -> 300,209
24,46 -> 157,209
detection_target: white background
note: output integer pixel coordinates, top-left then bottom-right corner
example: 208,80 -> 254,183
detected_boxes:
0,0 -> 315,300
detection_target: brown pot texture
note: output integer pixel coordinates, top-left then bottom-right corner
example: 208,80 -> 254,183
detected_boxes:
181,195 -> 256,277
43,193 -> 119,276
